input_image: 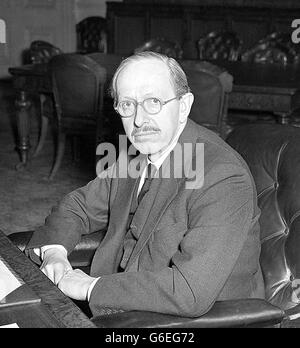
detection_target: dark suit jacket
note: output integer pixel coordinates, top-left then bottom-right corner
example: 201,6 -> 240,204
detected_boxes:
26,119 -> 265,317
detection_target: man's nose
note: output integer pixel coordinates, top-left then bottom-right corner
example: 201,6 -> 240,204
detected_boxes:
134,104 -> 150,128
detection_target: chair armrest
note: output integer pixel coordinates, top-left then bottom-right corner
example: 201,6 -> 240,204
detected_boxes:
68,230 -> 106,268
91,299 -> 284,328
8,231 -> 34,252
8,230 -> 106,269
8,232 -> 285,327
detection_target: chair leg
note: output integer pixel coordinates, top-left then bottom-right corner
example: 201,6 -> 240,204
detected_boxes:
33,93 -> 49,157
49,132 -> 66,180
33,115 -> 48,157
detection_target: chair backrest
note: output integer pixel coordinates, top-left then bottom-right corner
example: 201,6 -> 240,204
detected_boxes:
134,37 -> 183,60
76,16 -> 107,54
88,52 -> 124,93
180,60 -> 233,138
242,32 -> 300,65
49,53 -> 106,126
227,124 -> 300,311
197,31 -> 243,61
87,52 -> 125,143
28,40 -> 62,64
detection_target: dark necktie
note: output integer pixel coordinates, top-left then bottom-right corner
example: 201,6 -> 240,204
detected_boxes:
126,163 -> 156,231
138,163 -> 156,205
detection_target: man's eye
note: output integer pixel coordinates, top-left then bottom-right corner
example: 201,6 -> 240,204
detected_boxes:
149,98 -> 160,104
121,101 -> 133,109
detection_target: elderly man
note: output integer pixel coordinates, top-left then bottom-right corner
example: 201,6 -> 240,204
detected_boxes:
26,52 -> 264,317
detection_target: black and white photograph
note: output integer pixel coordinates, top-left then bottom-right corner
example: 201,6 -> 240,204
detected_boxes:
0,0 -> 300,331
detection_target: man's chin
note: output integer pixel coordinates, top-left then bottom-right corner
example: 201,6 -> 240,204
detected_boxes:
132,142 -> 164,156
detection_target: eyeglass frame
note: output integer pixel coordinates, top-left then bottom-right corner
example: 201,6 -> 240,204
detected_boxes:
113,96 -> 180,118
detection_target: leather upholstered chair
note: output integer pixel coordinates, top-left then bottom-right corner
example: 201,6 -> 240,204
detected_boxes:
47,53 -> 106,179
134,37 -> 183,60
197,31 -> 243,61
227,124 -> 300,317
242,32 -> 300,65
87,53 -> 125,147
11,123 -> 300,327
180,60 -> 233,139
27,41 -> 62,65
76,16 -> 107,54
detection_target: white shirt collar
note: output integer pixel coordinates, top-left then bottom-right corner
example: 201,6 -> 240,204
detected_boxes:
137,122 -> 186,195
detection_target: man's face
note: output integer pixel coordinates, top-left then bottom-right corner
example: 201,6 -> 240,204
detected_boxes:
115,59 -> 183,158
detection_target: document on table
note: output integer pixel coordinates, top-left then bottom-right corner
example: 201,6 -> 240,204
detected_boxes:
0,256 -> 41,308
0,259 -> 22,303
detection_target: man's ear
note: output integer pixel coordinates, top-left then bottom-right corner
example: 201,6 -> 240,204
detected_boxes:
179,92 -> 194,123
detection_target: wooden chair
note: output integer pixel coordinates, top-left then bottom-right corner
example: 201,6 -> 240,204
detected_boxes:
48,53 -> 106,179
197,31 -> 243,61
242,32 -> 300,65
76,16 -> 107,54
88,53 -> 125,147
180,60 -> 233,139
134,37 -> 183,59
25,41 -> 63,158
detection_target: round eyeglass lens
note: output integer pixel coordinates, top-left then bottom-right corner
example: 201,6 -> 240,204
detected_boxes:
119,101 -> 135,117
143,98 -> 161,114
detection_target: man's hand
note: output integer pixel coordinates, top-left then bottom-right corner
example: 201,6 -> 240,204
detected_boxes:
40,247 -> 72,285
58,269 -> 97,301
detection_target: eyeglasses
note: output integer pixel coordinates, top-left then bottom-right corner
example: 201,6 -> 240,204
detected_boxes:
114,96 -> 179,118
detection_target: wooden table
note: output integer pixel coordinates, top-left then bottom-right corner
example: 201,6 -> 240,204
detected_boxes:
0,230 -> 95,328
220,60 -> 300,125
8,55 -> 300,169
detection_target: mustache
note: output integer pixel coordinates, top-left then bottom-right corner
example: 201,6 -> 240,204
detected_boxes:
132,126 -> 161,137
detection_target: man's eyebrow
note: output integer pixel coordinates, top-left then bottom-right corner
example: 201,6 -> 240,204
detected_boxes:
118,96 -> 136,101
143,92 -> 158,97
119,92 -> 161,100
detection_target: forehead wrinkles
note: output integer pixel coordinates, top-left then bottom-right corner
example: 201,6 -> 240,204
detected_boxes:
116,59 -> 175,96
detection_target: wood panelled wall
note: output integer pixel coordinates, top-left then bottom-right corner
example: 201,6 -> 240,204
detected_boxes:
0,0 -> 75,78
107,0 -> 300,58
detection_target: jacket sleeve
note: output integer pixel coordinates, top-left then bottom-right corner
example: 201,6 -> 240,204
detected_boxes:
89,163 -> 259,318
25,173 -> 114,258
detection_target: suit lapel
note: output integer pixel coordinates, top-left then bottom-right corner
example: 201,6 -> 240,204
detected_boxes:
91,153 -> 147,275
91,176 -> 136,275
125,119 -> 202,269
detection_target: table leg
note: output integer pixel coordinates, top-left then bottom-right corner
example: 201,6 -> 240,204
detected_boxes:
15,90 -> 32,170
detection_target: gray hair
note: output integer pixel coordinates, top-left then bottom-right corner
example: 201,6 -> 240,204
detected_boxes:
110,51 -> 190,102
